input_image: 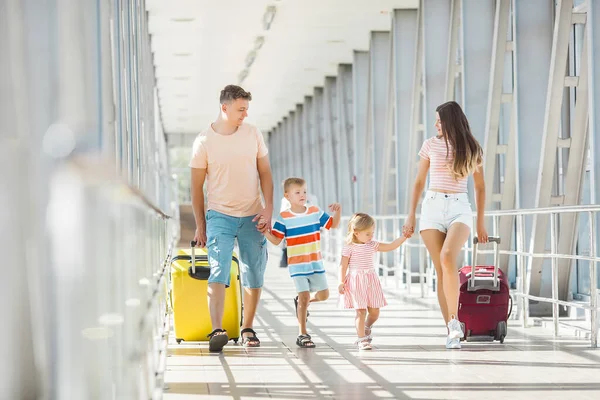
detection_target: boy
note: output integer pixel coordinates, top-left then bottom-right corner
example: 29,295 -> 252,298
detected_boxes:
261,177 -> 341,348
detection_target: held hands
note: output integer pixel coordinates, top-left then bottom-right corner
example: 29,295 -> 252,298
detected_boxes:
256,216 -> 269,233
337,282 -> 345,294
253,206 -> 273,233
402,214 -> 416,238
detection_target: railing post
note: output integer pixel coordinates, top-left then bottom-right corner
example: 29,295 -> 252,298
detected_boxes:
589,211 -> 598,348
419,237 -> 426,298
517,214 -> 529,328
393,218 -> 400,289
407,243 -> 413,294
550,212 -> 559,337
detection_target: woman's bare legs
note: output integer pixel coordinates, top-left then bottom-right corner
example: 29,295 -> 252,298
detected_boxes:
420,229 -> 448,323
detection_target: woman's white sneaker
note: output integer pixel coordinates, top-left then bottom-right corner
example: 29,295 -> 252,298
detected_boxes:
446,336 -> 461,349
447,317 -> 464,340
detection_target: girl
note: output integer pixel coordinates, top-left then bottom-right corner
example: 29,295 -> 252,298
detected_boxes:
338,213 -> 406,350
402,101 -> 488,350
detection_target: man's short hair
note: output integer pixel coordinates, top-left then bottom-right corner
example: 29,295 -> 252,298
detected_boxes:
220,85 -> 252,104
283,177 -> 306,193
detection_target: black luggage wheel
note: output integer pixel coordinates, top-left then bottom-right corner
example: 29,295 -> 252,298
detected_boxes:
495,321 -> 507,343
176,339 -> 183,344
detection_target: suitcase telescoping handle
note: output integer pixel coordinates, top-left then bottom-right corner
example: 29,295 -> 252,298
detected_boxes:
469,236 -> 501,291
190,240 -> 197,274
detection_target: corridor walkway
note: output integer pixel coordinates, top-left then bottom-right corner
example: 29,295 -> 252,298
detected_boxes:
163,250 -> 600,400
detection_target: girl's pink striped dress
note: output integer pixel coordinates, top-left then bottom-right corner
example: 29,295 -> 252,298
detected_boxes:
341,241 -> 387,309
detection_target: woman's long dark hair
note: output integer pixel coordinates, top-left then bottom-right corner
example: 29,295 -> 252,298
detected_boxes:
436,101 -> 483,180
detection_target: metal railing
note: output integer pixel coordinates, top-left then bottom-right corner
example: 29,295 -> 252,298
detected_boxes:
321,205 -> 600,347
44,157 -> 178,399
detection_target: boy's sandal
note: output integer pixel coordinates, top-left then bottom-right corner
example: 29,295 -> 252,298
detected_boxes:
296,334 -> 316,348
355,336 -> 372,351
294,296 -> 309,321
241,328 -> 261,348
207,329 -> 229,352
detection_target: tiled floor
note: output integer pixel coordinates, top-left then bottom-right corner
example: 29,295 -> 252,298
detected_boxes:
163,252 -> 600,400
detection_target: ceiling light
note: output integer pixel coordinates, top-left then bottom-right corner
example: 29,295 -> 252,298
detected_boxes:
175,94 -> 188,98
254,36 -> 265,51
171,18 -> 195,22
238,69 -> 249,84
245,51 -> 257,68
263,6 -> 276,30
327,40 -> 345,44
173,52 -> 191,57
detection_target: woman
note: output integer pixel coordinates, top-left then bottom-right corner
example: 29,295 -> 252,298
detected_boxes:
402,101 -> 488,350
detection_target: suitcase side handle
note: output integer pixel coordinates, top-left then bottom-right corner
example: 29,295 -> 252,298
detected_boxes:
470,236 -> 501,292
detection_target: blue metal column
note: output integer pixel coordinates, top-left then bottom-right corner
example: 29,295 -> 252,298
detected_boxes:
590,0 -> 600,296
392,9 -> 418,213
352,51 -> 369,211
513,0 -> 554,314
295,104 -> 306,180
324,76 -> 340,206
288,109 -> 298,176
313,87 -> 326,207
366,31 -> 390,215
423,0 -> 452,138
461,0 -> 495,145
336,64 -> 355,212
282,115 -> 290,181
304,96 -> 318,202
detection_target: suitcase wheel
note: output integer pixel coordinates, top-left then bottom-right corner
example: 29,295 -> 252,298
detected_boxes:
495,321 -> 507,343
459,322 -> 467,341
176,339 -> 183,344
233,338 -> 239,344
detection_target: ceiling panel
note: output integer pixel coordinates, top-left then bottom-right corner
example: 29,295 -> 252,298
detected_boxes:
147,0 -> 419,144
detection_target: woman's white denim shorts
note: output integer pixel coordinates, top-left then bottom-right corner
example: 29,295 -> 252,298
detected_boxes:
419,190 -> 474,234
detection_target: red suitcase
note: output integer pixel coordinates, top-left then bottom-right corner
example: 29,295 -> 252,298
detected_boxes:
458,237 -> 512,343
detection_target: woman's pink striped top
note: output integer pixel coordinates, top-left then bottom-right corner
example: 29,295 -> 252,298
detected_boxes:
418,136 -> 468,193
342,241 -> 379,270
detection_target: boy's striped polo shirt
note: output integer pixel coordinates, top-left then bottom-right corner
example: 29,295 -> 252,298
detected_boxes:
271,205 -> 332,277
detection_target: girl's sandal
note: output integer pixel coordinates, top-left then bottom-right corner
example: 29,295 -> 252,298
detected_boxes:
296,334 -> 316,348
356,336 -> 372,351
365,325 -> 373,343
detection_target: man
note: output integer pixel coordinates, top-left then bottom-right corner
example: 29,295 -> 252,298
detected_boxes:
189,85 -> 273,352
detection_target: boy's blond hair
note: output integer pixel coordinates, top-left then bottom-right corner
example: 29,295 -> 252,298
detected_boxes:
283,177 -> 306,193
346,213 -> 375,244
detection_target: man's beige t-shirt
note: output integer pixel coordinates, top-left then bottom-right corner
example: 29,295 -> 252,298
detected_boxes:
189,123 -> 268,217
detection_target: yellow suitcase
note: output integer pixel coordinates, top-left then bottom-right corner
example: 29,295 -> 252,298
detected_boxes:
170,242 -> 242,343
176,248 -> 192,256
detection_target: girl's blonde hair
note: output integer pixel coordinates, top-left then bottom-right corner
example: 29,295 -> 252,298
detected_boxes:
346,213 -> 375,244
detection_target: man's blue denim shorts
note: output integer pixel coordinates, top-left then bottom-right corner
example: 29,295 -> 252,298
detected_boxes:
205,209 -> 268,288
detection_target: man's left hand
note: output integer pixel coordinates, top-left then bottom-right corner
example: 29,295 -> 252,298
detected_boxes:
253,206 -> 273,232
